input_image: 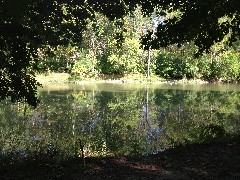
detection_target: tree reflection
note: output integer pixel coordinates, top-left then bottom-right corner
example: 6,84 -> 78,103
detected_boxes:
0,85 -> 240,159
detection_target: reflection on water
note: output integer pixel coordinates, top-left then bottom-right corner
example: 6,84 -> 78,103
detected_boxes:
0,83 -> 240,158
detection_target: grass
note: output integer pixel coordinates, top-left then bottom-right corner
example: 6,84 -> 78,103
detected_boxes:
36,72 -> 208,85
36,72 -> 70,83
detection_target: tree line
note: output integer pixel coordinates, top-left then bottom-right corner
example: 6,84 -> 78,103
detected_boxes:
37,9 -> 240,82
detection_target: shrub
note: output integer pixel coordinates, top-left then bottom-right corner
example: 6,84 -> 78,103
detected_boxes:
198,51 -> 240,81
71,51 -> 98,78
155,52 -> 187,79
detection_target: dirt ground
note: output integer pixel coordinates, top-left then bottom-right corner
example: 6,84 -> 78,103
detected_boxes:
69,140 -> 240,180
1,139 -> 240,179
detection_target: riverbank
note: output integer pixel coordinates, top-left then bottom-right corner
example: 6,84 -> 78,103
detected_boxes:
36,72 -> 209,85
1,138 -> 239,179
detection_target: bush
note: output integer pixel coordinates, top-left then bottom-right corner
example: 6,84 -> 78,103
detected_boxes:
155,52 -> 187,79
155,49 -> 240,81
198,51 -> 240,81
218,51 -> 240,81
71,51 -> 98,78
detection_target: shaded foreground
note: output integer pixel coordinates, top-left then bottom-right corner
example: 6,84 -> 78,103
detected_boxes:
1,139 -> 240,179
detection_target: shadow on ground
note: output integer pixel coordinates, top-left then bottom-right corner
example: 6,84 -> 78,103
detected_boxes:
1,139 -> 240,179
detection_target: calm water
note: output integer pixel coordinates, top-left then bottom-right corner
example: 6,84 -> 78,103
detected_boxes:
1,83 -> 240,158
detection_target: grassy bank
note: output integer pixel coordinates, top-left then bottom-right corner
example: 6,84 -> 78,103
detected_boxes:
36,72 -> 209,85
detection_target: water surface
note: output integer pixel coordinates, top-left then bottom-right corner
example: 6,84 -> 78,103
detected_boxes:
1,83 -> 240,158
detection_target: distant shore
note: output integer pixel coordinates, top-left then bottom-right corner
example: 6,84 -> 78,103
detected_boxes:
36,72 -> 211,85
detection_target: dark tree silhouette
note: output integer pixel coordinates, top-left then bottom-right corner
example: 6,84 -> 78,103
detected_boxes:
138,0 -> 240,55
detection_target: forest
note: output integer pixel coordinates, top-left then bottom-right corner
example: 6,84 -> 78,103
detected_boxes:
37,9 -> 240,82
1,0 -> 240,106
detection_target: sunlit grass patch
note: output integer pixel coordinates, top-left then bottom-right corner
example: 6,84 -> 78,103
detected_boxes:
36,73 -> 70,83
